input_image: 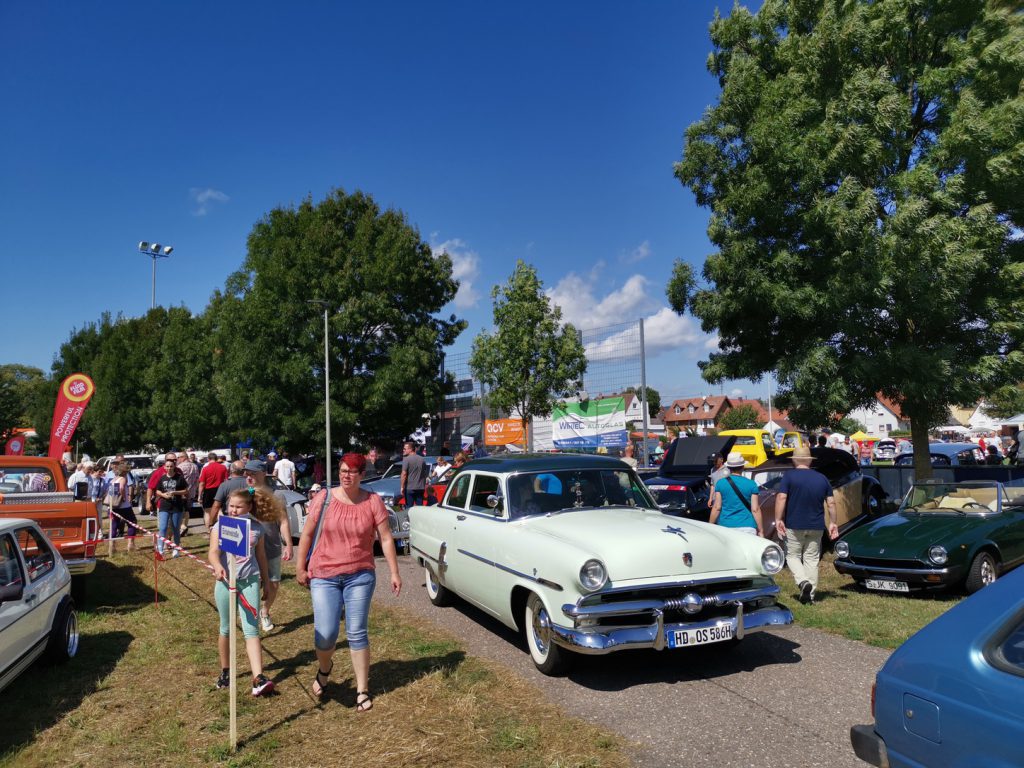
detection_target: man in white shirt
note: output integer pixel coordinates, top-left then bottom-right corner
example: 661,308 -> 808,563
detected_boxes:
272,451 -> 297,489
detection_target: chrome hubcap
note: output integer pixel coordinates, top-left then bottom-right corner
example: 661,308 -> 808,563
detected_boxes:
981,559 -> 995,584
66,612 -> 79,657
531,604 -> 551,656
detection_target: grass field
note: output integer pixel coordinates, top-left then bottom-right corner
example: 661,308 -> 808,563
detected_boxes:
0,529 -> 629,768
1,523 -> 966,766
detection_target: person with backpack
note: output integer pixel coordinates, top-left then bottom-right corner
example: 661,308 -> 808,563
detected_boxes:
709,451 -> 763,536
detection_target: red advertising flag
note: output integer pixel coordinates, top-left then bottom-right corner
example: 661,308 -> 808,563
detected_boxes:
4,436 -> 25,455
47,373 -> 95,459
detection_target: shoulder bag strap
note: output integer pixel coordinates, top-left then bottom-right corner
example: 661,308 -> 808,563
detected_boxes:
725,475 -> 753,512
305,489 -> 330,567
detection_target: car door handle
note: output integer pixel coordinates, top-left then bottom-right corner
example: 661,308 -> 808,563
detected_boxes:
456,515 -> 466,521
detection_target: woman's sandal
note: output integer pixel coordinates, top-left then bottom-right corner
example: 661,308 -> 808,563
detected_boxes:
312,660 -> 334,698
355,691 -> 373,712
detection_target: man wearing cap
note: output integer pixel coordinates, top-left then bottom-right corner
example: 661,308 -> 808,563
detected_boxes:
775,445 -> 838,604
709,452 -> 762,536
244,459 -> 293,631
265,451 -> 278,477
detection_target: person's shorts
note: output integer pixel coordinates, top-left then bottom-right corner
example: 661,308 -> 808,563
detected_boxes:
201,488 -> 217,509
266,555 -> 282,583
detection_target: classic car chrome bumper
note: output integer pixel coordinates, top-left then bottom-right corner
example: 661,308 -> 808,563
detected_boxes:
834,560 -> 964,585
555,585 -> 792,654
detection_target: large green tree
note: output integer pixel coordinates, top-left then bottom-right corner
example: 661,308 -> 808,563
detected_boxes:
671,0 -> 1024,476
0,364 -> 44,442
211,189 -> 465,451
470,261 -> 587,448
719,403 -> 761,430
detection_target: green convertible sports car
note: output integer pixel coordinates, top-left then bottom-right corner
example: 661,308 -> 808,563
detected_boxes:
833,479 -> 1024,594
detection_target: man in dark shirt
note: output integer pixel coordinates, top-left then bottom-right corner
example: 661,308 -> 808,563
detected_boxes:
400,440 -> 427,507
154,458 -> 188,558
776,445 -> 838,605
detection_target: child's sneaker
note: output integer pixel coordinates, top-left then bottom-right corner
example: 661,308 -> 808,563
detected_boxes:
260,612 -> 274,632
252,674 -> 275,697
215,670 -> 230,689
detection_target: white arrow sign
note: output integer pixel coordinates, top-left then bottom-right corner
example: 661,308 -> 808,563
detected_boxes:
220,524 -> 243,545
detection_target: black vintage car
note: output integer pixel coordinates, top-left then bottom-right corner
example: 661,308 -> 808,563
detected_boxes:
643,436 -> 736,522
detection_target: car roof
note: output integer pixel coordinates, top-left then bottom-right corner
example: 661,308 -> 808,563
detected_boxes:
751,447 -> 858,477
451,453 -> 630,472
0,517 -> 39,533
927,442 -> 981,456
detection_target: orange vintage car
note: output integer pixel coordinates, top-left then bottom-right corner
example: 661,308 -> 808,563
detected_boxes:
0,456 -> 100,601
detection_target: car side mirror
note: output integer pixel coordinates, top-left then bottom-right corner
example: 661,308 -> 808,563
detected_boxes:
0,581 -> 24,605
487,494 -> 503,513
73,481 -> 90,501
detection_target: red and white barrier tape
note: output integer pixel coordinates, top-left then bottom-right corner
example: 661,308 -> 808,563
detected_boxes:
106,508 -> 260,619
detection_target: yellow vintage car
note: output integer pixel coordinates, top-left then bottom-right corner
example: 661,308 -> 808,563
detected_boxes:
718,429 -> 807,467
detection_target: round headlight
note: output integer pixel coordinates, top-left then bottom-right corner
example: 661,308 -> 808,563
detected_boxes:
579,559 -> 608,591
761,544 -> 784,575
834,541 -> 850,559
928,545 -> 948,565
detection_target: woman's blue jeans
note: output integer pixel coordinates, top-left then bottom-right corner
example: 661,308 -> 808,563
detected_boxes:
310,569 -> 376,651
157,509 -> 182,552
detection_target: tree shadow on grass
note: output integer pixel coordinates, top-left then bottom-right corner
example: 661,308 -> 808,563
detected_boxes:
80,557 -> 168,612
0,630 -> 134,757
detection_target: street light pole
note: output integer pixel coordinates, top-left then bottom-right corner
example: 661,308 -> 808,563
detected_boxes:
137,241 -> 174,309
308,301 -> 331,491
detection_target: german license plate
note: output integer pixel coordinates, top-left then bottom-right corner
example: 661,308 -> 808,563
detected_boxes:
667,622 -> 735,649
865,578 -> 909,592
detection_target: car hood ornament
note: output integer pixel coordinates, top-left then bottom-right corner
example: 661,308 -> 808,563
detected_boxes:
661,525 -> 689,541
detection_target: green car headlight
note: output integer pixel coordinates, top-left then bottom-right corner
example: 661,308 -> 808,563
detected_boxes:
761,544 -> 784,574
834,541 -> 850,559
579,559 -> 608,592
928,545 -> 948,565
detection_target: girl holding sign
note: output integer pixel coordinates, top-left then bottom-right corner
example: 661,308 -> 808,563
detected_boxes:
209,487 -> 276,696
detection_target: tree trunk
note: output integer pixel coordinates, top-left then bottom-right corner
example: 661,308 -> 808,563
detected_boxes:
909,417 -> 933,481
523,416 -> 532,453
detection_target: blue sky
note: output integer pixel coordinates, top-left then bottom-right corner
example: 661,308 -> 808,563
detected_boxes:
1,1 -> 766,406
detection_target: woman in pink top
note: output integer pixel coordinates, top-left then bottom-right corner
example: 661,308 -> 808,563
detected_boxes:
296,453 -> 402,711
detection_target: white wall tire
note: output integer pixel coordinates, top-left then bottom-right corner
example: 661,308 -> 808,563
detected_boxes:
524,593 -> 569,676
424,566 -> 452,606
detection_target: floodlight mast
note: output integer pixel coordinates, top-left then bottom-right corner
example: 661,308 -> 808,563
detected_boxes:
137,240 -> 175,309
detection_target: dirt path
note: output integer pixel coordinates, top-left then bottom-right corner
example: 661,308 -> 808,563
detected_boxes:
376,555 -> 890,768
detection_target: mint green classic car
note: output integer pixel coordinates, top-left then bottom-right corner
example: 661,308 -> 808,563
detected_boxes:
408,454 -> 792,675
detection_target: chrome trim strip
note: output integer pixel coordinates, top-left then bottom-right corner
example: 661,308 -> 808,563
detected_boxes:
411,545 -> 436,563
456,549 -> 563,591
585,574 -> 766,598
835,562 -> 952,577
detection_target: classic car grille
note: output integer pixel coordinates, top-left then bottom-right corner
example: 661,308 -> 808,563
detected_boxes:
848,556 -> 926,570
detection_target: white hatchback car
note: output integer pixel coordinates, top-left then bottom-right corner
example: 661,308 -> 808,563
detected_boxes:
0,518 -> 79,693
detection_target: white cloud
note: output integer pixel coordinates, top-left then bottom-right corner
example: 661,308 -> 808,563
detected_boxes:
729,387 -> 745,398
432,238 -> 481,309
704,334 -> 721,351
547,269 -> 647,329
620,240 -> 651,264
189,187 -> 229,216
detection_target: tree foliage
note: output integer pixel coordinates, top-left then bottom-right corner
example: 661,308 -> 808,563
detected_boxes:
719,403 -> 761,430
470,261 -> 587,445
671,0 -> 1024,476
211,189 -> 465,451
0,364 -> 44,441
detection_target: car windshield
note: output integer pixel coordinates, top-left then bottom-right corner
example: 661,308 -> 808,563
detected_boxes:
0,466 -> 57,494
127,457 -> 154,470
749,470 -> 786,490
507,469 -> 657,518
901,481 -> 1006,514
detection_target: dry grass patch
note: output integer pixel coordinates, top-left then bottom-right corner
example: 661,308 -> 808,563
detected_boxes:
0,530 -> 629,768
777,552 -> 962,648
